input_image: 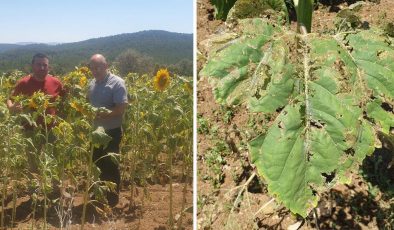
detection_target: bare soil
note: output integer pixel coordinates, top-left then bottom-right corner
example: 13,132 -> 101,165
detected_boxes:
197,0 -> 394,229
3,175 -> 192,229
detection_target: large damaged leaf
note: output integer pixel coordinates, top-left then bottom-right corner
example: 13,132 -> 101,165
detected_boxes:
91,126 -> 112,148
199,18 -> 393,217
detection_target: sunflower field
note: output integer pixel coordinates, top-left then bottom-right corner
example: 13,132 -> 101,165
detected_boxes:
0,66 -> 193,229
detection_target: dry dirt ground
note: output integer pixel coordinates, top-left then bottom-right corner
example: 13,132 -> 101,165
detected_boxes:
3,175 -> 192,229
197,0 -> 394,229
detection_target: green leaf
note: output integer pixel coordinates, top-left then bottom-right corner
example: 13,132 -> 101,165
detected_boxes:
366,99 -> 394,133
91,126 -> 112,148
200,18 -> 393,217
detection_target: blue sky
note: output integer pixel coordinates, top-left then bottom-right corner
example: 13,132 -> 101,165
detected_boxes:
0,0 -> 193,44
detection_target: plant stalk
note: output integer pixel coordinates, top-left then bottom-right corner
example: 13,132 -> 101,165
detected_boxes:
81,143 -> 94,230
11,180 -> 17,228
42,110 -> 50,230
293,0 -> 314,33
168,149 -> 174,229
177,157 -> 188,230
1,177 -> 7,228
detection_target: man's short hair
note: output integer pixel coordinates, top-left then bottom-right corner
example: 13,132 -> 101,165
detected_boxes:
32,53 -> 49,64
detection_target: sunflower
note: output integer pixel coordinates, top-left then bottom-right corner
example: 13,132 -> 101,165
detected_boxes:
28,98 -> 38,109
184,82 -> 193,94
43,99 -> 49,109
79,75 -> 87,87
153,69 -> 170,91
78,66 -> 90,75
70,101 -> 83,113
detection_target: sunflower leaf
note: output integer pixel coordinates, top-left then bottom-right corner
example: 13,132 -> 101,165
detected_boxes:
200,18 -> 393,217
91,126 -> 112,148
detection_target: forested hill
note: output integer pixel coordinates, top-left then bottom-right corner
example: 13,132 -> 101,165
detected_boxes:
0,30 -> 193,75
0,44 -> 21,53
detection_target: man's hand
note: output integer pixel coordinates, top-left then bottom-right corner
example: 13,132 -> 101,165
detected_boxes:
95,104 -> 127,120
7,100 -> 22,113
96,110 -> 110,119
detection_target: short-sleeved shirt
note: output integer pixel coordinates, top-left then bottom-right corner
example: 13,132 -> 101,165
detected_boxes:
88,73 -> 128,130
12,74 -> 64,116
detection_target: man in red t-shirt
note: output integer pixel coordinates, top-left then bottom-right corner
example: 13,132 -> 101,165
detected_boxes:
7,53 -> 64,121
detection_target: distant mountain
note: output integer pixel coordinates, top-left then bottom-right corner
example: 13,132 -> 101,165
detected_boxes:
15,42 -> 37,45
0,30 -> 193,75
0,44 -> 21,53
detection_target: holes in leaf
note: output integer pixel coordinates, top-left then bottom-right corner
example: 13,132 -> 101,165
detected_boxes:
276,106 -> 284,113
377,50 -> 388,60
311,187 -> 317,196
322,172 -> 336,183
381,102 -> 393,113
254,90 -> 261,99
334,59 -> 346,77
362,111 -> 374,123
310,120 -> 325,129
345,148 -> 355,156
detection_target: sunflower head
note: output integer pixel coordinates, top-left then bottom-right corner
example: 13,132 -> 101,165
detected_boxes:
79,75 -> 87,87
153,69 -> 170,91
70,100 -> 85,114
184,82 -> 193,94
27,92 -> 50,110
77,66 -> 91,76
28,98 -> 38,109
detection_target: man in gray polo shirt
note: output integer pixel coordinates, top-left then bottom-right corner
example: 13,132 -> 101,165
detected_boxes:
88,54 -> 128,207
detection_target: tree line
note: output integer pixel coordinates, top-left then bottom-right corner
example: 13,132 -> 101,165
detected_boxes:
0,30 -> 193,76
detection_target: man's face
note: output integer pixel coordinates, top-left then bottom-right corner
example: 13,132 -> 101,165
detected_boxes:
89,61 -> 107,80
32,57 -> 49,79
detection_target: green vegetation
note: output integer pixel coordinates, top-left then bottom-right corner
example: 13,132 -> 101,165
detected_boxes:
0,65 -> 193,229
0,30 -> 193,76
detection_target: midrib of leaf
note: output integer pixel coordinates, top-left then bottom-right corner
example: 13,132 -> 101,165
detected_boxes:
301,33 -> 312,163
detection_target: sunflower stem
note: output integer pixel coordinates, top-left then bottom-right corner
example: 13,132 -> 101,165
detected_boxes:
293,0 -> 314,33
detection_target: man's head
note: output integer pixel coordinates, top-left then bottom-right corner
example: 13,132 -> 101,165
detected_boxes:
31,53 -> 49,80
89,54 -> 108,81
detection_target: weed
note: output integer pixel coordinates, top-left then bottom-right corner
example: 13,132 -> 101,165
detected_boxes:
198,115 -> 211,135
204,140 -> 230,188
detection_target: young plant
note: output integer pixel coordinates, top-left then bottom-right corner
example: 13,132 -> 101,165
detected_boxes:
200,0 -> 394,218
0,102 -> 28,229
78,105 -> 112,230
28,92 -> 58,230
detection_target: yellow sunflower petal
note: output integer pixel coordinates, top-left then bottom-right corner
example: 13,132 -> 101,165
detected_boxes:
153,69 -> 170,91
